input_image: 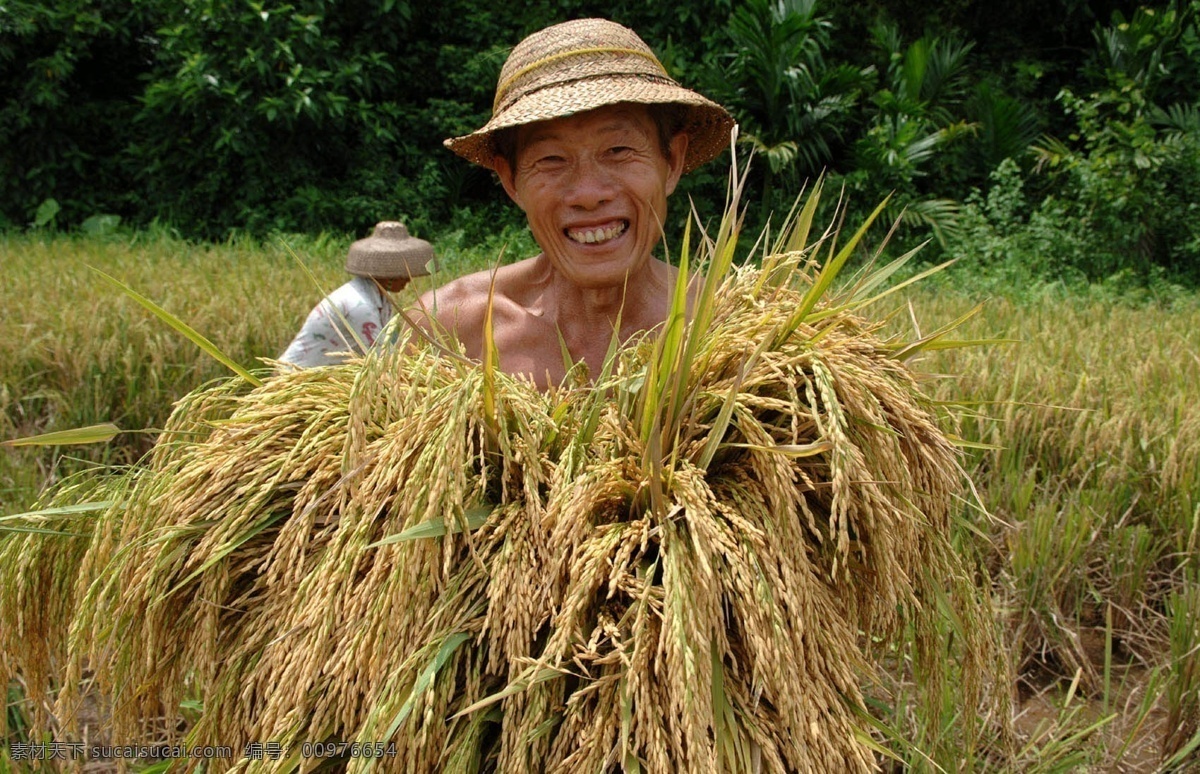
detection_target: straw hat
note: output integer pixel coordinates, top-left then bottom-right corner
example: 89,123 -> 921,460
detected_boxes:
344,221 -> 433,279
445,18 -> 735,174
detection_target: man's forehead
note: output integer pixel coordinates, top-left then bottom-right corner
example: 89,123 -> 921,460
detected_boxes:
518,105 -> 654,145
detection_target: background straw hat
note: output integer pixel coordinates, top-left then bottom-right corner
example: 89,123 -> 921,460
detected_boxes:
445,18 -> 735,174
344,221 -> 433,279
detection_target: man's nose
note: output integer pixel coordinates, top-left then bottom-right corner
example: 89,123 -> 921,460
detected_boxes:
564,156 -> 615,209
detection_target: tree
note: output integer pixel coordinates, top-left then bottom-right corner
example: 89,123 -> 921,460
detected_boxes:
721,0 -> 868,215
844,23 -> 980,242
0,0 -> 161,227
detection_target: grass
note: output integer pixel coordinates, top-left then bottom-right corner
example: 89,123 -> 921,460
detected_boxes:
1,224 -> 1199,769
0,225 -> 533,514
900,288 -> 1200,769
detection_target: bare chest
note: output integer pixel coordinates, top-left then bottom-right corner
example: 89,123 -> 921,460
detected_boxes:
488,317 -> 620,389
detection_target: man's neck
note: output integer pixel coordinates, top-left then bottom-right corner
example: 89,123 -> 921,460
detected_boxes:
530,262 -> 673,378
546,260 -> 670,340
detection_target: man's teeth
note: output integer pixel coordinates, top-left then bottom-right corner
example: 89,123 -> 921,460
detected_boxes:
568,222 -> 626,244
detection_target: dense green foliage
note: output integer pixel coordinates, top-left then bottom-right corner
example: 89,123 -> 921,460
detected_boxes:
2,0 -> 1198,280
0,0 -> 735,238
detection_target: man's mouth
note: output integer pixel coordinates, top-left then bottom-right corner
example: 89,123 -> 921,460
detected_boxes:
565,220 -> 628,245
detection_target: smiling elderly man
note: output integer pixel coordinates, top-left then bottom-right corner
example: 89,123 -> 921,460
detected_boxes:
419,18 -> 734,389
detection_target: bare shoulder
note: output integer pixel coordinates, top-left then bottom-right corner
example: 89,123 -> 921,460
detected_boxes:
412,256 -> 546,336
415,271 -> 488,330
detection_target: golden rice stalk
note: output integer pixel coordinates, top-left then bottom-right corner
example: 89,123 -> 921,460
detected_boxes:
1,204 -> 1006,772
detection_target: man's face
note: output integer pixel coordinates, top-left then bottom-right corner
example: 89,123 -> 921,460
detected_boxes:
494,104 -> 688,290
376,276 -> 411,293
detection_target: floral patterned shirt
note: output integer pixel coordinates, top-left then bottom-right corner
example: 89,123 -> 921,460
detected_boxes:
279,276 -> 392,367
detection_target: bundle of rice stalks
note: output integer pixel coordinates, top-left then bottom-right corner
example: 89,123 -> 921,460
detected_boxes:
1,186 -> 1008,771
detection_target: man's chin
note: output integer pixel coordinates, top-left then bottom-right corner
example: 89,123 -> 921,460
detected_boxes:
561,255 -> 649,288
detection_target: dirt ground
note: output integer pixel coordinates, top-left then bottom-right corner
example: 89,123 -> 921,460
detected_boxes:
1013,664 -> 1177,772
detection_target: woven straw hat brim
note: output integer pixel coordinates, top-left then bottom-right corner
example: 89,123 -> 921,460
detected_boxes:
345,245 -> 433,279
445,77 -> 735,174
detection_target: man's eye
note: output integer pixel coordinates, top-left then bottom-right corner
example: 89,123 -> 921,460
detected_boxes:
609,146 -> 633,156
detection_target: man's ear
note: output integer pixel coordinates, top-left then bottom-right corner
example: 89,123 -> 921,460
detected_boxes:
664,132 -> 689,197
493,155 -> 522,207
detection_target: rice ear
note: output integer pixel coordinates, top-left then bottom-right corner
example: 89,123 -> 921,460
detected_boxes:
0,188 -> 1005,769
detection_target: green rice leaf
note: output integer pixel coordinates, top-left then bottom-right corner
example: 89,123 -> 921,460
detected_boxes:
711,640 -> 749,772
90,267 -> 262,386
620,676 -> 637,774
3,423 -> 120,447
788,195 -> 892,333
1161,729 -> 1200,769
843,245 -> 930,305
574,297 -> 625,449
164,511 -> 285,598
555,324 -> 574,377
657,217 -> 694,438
889,302 -> 985,361
482,267 -> 500,428
909,338 -> 1017,351
639,216 -> 691,447
0,525 -> 89,536
725,440 -> 834,457
695,360 -> 751,470
849,703 -> 941,770
524,712 -> 561,743
451,666 -> 562,719
0,501 -> 114,519
368,505 -> 492,547
384,631 -> 471,739
785,176 -> 824,255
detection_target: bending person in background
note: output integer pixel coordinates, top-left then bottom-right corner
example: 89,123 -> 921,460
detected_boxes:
280,221 -> 433,367
414,18 -> 734,390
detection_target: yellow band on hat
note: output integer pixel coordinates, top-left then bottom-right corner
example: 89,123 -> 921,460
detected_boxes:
493,46 -> 669,112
